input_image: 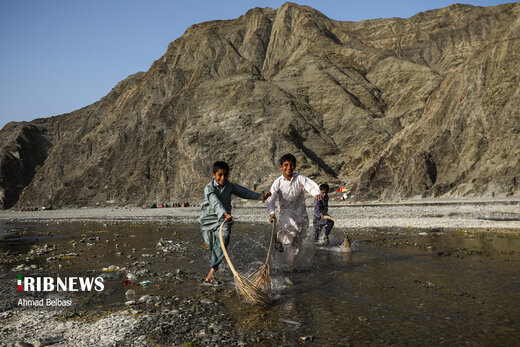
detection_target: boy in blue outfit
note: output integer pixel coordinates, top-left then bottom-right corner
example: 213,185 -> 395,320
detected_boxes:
197,161 -> 271,285
313,183 -> 334,244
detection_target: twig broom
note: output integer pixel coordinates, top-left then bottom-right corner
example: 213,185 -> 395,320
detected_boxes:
218,220 -> 275,305
323,216 -> 352,252
247,220 -> 276,295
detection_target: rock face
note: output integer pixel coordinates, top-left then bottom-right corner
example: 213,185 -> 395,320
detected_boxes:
1,2 -> 519,209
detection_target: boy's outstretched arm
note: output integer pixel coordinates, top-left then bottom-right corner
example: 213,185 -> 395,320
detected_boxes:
301,175 -> 321,200
231,183 -> 263,200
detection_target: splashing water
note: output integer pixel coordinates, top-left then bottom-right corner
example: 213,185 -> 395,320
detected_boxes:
270,232 -> 316,272
316,233 -> 358,253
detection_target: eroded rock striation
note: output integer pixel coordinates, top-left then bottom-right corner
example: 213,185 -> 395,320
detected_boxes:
1,2 -> 519,209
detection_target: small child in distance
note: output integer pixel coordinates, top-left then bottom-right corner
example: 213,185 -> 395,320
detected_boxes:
313,183 -> 334,244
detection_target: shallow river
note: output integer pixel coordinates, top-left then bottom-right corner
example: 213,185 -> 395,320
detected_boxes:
1,221 -> 519,345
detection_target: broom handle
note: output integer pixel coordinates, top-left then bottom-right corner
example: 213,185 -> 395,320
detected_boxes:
323,215 -> 348,240
323,215 -> 336,223
218,220 -> 239,276
265,219 -> 276,265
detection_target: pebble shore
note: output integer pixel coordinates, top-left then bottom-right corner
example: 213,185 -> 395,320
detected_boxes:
1,198 -> 519,346
1,198 -> 519,230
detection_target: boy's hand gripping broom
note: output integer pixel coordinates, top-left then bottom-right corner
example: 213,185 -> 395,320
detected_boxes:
218,220 -> 276,305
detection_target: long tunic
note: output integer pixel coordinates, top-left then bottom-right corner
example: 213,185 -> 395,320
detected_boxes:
266,173 -> 320,244
314,195 -> 329,219
197,179 -> 262,270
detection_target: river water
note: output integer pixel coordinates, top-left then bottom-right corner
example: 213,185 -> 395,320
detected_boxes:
1,221 -> 519,345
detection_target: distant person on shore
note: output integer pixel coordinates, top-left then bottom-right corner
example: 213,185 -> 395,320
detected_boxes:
267,153 -> 321,267
313,183 -> 334,244
197,161 -> 271,285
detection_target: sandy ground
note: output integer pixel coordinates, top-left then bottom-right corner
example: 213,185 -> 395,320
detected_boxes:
1,198 -> 519,230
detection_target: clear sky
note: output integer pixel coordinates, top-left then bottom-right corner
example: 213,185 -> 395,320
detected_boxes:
0,0 -> 513,130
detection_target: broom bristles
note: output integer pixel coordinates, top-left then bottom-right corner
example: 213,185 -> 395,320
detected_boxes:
219,221 -> 275,305
249,264 -> 271,295
323,215 -> 352,252
233,271 -> 271,304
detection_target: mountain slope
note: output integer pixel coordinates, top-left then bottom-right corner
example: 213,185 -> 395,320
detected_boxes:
1,2 -> 519,209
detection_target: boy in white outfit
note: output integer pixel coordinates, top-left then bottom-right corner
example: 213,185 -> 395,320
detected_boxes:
267,154 -> 321,266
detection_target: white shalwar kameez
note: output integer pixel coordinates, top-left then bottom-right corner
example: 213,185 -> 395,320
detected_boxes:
266,173 -> 321,247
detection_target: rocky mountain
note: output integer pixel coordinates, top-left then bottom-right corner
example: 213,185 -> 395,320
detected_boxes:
1,2 -> 519,209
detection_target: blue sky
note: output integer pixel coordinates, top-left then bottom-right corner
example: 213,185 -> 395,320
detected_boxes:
0,0 -> 513,130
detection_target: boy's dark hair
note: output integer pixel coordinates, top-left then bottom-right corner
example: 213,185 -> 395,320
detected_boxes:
212,161 -> 230,173
279,153 -> 297,166
319,183 -> 330,192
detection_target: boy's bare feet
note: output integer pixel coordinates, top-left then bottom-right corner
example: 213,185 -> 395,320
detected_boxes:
204,276 -> 219,285
205,268 -> 215,282
323,234 -> 330,245
203,268 -> 222,286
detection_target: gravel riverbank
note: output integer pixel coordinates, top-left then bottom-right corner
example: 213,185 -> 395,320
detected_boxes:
1,198 -> 519,230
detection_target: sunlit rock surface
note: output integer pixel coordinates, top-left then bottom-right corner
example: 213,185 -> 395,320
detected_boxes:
1,2 -> 519,208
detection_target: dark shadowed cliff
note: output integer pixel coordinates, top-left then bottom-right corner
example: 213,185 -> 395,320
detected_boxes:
1,2 -> 519,209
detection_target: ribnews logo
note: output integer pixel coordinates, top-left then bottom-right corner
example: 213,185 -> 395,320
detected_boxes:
17,274 -> 104,292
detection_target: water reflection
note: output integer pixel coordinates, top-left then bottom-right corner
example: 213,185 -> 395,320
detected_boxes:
235,305 -> 272,331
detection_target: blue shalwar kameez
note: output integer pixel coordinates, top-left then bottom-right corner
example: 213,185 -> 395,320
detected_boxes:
197,179 -> 262,271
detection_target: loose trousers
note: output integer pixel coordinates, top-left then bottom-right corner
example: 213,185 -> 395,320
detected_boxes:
313,218 -> 334,241
201,222 -> 231,271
